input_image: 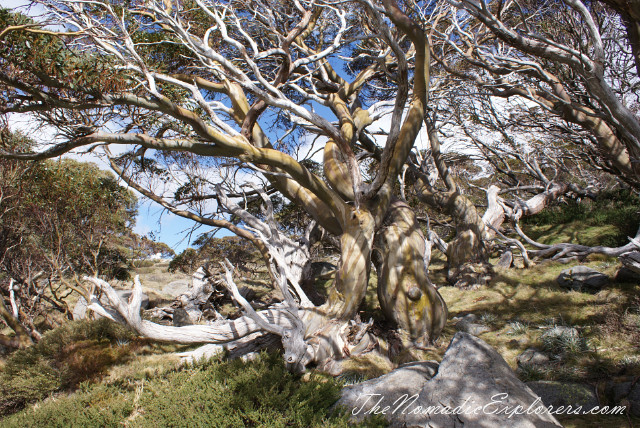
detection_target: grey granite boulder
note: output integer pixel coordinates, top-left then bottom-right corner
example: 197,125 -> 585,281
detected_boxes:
336,332 -> 562,427
625,382 -> 640,417
605,381 -> 633,405
606,380 -> 640,417
615,266 -> 640,284
335,361 -> 439,423
455,314 -> 490,336
517,348 -> 550,366
556,266 -> 608,292
162,280 -> 190,297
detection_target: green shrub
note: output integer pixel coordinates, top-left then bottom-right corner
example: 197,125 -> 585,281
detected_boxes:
3,352 -> 386,427
2,384 -> 135,428
0,319 -> 135,416
133,352 -> 351,428
131,259 -> 155,269
168,236 -> 258,275
523,189 -> 640,246
168,247 -> 200,274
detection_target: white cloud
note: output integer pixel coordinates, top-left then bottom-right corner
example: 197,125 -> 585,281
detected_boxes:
3,0 -> 48,16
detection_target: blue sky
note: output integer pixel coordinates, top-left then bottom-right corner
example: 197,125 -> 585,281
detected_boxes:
2,0 -> 343,255
2,0 -> 433,255
134,200 -> 214,253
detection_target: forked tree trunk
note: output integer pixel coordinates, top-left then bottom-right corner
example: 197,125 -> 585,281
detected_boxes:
444,193 -> 488,283
85,201 -> 450,373
419,186 -> 490,288
84,203 -> 383,372
317,199 -> 448,342
374,199 -> 447,342
415,122 -> 492,288
81,168 -> 452,373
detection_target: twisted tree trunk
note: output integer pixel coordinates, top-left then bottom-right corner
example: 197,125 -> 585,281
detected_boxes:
417,183 -> 490,288
85,196 -> 450,373
323,209 -> 375,320
2,0 -> 452,371
374,199 -> 447,343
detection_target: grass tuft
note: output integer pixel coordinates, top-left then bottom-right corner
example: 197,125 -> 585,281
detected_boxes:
508,321 -> 530,335
540,326 -> 589,359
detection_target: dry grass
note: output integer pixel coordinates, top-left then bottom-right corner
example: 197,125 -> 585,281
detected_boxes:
129,262 -> 190,295
337,352 -> 396,380
432,255 -> 640,382
302,248 -> 640,385
105,351 -> 181,384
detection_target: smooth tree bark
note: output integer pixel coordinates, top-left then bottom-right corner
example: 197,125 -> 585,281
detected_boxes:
85,186 -> 381,372
412,123 -> 491,286
374,199 -> 447,340
0,0 -> 448,368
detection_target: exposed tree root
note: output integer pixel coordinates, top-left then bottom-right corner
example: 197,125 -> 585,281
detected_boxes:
85,274 -> 383,373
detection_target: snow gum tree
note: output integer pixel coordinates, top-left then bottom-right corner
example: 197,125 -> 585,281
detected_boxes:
0,1 -> 448,371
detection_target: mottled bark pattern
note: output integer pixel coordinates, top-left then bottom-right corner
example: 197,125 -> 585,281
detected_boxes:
324,209 -> 375,320
441,193 -> 488,284
375,200 -> 447,341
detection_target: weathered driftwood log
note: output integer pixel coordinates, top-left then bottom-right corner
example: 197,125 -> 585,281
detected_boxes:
143,267 -> 236,324
484,184 -> 640,268
86,276 -> 289,344
83,184 -> 385,373
178,268 -> 213,322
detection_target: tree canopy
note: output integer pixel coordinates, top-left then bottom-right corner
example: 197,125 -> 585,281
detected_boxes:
0,0 -> 638,371
0,129 -> 137,347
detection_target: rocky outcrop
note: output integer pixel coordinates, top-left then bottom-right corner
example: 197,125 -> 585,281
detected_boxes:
615,266 -> 640,283
454,313 -> 490,336
162,280 -> 190,297
336,332 -> 562,427
335,361 -> 439,423
517,348 -> 550,366
604,379 -> 640,417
